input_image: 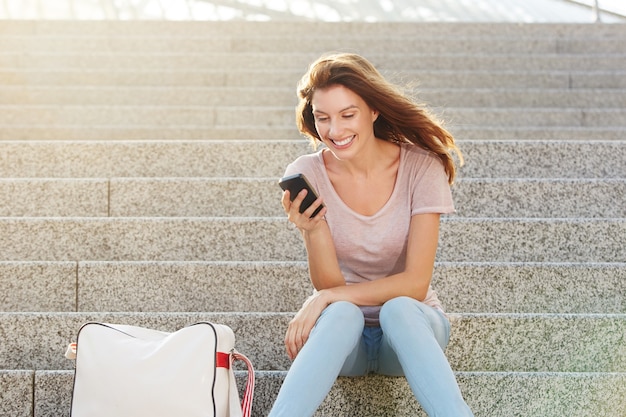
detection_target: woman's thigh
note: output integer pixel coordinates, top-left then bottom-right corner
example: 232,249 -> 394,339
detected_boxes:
378,297 -> 451,376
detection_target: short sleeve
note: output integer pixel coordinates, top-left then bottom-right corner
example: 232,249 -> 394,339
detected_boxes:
406,147 -> 455,216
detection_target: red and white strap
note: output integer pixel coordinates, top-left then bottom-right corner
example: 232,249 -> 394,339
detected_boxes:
216,351 -> 255,417
232,352 -> 255,417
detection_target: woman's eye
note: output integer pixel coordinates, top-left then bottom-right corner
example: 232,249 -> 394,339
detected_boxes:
315,117 -> 328,122
343,114 -> 354,119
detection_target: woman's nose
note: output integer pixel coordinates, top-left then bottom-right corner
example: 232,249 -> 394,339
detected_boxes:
328,119 -> 341,137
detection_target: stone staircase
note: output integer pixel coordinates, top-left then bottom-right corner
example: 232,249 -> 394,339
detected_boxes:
1,20 -> 625,416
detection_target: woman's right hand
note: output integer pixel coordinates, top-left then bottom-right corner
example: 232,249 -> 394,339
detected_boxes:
282,189 -> 326,231
284,291 -> 331,360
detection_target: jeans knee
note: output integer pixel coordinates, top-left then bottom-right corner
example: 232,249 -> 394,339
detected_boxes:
379,296 -> 450,350
379,296 -> 415,326
324,301 -> 364,324
318,301 -> 364,336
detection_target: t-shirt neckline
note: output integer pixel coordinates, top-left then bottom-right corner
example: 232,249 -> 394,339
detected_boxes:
316,143 -> 405,220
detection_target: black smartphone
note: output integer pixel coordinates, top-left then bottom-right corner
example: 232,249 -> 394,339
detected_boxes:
278,173 -> 324,218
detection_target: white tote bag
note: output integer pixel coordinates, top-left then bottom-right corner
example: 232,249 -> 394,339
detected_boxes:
66,322 -> 254,417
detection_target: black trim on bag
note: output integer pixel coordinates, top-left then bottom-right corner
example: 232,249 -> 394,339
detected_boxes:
68,321 -> 223,417
69,322 -> 133,416
189,322 -> 219,417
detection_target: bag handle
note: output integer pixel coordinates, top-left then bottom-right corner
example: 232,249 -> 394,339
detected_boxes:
65,342 -> 77,359
232,351 -> 255,417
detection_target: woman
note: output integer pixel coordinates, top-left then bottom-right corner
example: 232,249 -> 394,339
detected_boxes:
269,53 -> 473,417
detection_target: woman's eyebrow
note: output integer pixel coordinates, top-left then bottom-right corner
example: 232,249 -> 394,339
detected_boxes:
313,104 -> 359,114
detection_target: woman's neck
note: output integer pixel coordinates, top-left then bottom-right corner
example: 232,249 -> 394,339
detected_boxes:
325,139 -> 400,180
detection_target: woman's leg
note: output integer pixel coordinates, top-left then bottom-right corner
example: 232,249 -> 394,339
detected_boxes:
268,301 -> 365,417
338,326 -> 382,376
378,296 -> 473,417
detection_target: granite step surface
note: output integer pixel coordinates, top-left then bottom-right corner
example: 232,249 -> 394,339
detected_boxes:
1,140 -> 624,178
4,86 -> 626,108
0,22 -> 623,58
1,20 -> 625,38
1,311 -> 625,373
2,370 -> 624,417
0,217 -> 623,263
3,124 -> 625,140
1,177 -> 624,218
1,33 -> 624,55
2,52 -> 624,72
3,69 -> 625,89
2,261 -> 624,314
450,126 -> 626,141
1,106 -> 625,128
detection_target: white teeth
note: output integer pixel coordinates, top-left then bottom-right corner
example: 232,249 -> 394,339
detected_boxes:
333,135 -> 354,146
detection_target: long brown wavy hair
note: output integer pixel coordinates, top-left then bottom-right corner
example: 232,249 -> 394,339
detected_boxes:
296,52 -> 463,184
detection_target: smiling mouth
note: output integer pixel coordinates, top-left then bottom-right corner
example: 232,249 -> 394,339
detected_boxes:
331,135 -> 355,147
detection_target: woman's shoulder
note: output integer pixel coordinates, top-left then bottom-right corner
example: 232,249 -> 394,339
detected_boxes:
400,142 -> 443,169
284,148 -> 325,177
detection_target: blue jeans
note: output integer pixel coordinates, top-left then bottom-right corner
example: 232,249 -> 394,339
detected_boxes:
268,297 -> 473,417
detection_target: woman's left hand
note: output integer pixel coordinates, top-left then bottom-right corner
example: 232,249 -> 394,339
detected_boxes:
284,291 -> 331,360
281,189 -> 326,232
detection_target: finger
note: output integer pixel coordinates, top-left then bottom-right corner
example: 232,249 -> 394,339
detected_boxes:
285,337 -> 295,360
285,327 -> 300,360
302,197 -> 325,219
281,190 -> 291,212
297,322 -> 314,351
285,319 -> 312,360
290,189 -> 308,214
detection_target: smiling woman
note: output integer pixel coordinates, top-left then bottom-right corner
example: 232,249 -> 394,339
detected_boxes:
308,85 -> 397,217
296,52 -> 462,184
270,52 -> 473,417
312,86 -> 378,149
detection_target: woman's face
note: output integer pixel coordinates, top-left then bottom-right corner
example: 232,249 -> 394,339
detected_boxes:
311,84 -> 379,159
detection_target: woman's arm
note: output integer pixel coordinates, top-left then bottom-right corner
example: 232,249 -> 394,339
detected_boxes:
300,220 -> 344,289
282,188 -> 344,289
282,189 -> 441,358
313,213 -> 440,306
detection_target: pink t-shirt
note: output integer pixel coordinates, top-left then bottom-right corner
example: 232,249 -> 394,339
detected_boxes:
284,142 -> 454,326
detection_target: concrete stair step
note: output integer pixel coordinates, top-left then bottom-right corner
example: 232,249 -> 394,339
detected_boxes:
0,217 -> 623,263
0,179 -> 108,217
445,108 -> 626,127
3,69 -> 625,89
2,261 -> 623,314
1,177 -> 624,218
0,86 -> 298,107
1,33 -> 624,55
2,125 -> 624,141
4,86 -> 626,108
0,28 -> 626,54
2,140 -> 624,179
458,140 -> 626,178
3,370 -> 624,417
0,125 -> 290,140
2,20 -> 625,38
425,89 -> 626,108
1,106 -> 624,129
1,312 -> 625,372
0,140 -> 309,178
452,178 -> 626,218
0,370 -> 617,417
2,52 -> 625,72
450,126 -> 626,141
